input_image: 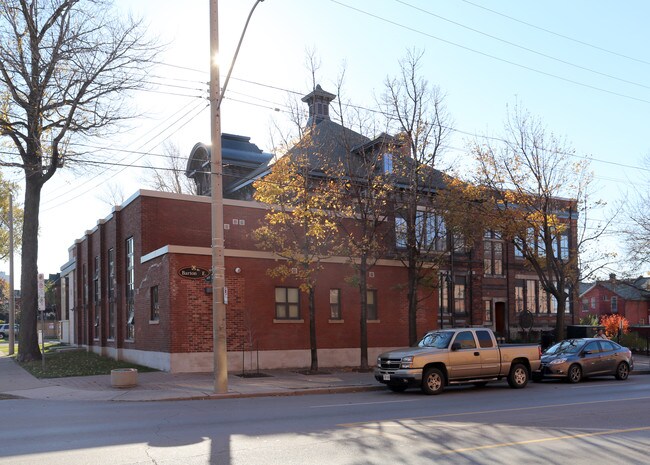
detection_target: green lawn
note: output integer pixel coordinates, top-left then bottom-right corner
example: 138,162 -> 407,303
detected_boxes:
1,341 -> 157,378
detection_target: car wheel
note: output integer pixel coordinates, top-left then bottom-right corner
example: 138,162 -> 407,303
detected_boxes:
388,384 -> 408,393
0,332 -> 5,340
507,363 -> 529,389
567,364 -> 582,383
615,362 -> 630,380
421,367 -> 445,395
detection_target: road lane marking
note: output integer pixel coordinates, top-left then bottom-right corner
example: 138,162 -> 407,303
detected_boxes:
338,395 -> 650,427
438,426 -> 650,455
310,399 -> 422,408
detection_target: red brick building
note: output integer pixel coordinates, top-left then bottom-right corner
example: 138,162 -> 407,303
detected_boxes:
59,87 -> 580,372
579,274 -> 650,325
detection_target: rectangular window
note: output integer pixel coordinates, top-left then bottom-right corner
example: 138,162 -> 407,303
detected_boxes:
395,216 -> 407,249
483,231 -> 503,275
383,153 -> 393,174
484,300 -> 493,323
150,286 -> 160,321
275,287 -> 299,319
611,296 -> 618,313
591,297 -> 596,309
367,289 -> 378,320
476,329 -> 494,348
515,280 -> 524,313
330,289 -> 341,320
483,241 -> 493,275
107,248 -> 115,340
539,282 -> 549,314
439,274 -> 450,315
526,280 -> 537,313
560,234 -> 569,259
125,237 -> 135,340
454,276 -> 466,315
82,264 -> 88,306
396,212 -> 446,251
93,256 -> 100,305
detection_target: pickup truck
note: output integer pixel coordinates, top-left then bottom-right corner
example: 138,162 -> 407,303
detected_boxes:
374,328 -> 541,394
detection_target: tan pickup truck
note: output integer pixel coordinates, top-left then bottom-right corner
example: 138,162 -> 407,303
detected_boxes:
375,328 -> 541,394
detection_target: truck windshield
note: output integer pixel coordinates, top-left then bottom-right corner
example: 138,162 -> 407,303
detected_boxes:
418,331 -> 453,349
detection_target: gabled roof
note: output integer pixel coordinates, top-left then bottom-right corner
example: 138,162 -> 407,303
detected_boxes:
580,276 -> 650,301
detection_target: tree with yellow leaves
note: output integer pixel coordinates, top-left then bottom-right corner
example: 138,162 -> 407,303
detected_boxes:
253,150 -> 340,373
462,104 -> 611,341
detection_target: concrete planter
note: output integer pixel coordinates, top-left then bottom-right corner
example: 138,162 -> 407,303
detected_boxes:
111,368 -> 138,388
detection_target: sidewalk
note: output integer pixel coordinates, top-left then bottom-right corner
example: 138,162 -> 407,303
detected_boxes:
0,356 -> 381,402
1,354 -> 648,402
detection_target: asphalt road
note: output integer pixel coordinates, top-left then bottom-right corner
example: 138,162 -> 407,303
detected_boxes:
2,376 -> 649,465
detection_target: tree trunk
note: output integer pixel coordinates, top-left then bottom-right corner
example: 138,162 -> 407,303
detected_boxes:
309,286 -> 318,372
555,297 -> 567,341
359,256 -> 368,371
407,261 -> 418,346
17,178 -> 43,362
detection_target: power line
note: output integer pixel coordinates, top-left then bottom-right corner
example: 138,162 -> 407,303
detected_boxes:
395,0 -> 650,92
458,0 -> 650,67
329,0 -> 650,106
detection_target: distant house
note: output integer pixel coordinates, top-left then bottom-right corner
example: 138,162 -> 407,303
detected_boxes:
579,274 -> 650,325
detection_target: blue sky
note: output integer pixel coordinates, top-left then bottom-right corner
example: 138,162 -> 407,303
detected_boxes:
3,0 -> 649,279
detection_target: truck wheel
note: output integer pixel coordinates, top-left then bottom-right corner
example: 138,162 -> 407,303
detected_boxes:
567,364 -> 582,383
388,385 -> 408,393
615,362 -> 630,380
507,363 -> 529,389
421,367 -> 445,395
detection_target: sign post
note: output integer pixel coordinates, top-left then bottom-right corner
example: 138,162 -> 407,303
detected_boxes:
38,273 -> 45,369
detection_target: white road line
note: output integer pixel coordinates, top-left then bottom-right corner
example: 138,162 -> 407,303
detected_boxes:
310,399 -> 422,408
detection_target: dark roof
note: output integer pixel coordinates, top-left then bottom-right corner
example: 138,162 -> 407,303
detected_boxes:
185,134 -> 273,176
583,276 -> 650,301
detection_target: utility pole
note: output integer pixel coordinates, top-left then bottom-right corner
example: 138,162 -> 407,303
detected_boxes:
8,193 -> 15,355
209,0 -> 266,395
210,0 -> 228,394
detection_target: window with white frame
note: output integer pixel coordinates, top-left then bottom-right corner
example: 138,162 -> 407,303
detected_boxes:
484,230 -> 503,275
107,248 -> 115,340
611,296 -> 618,313
439,273 -> 450,315
275,287 -> 300,320
454,276 -> 466,315
125,237 -> 135,340
395,211 -> 446,251
367,289 -> 378,320
329,289 -> 341,320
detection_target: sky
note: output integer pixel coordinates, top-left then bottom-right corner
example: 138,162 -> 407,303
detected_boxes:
2,0 -> 650,283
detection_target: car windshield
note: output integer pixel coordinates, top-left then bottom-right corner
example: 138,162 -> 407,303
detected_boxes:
418,331 -> 453,349
545,340 -> 583,355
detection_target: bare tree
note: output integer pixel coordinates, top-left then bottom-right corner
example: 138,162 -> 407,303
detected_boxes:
0,0 -> 159,361
143,141 -> 196,195
466,104 -> 612,341
624,154 -> 650,271
381,50 -> 453,345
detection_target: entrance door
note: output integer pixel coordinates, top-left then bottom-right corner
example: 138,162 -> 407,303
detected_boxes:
494,302 -> 506,339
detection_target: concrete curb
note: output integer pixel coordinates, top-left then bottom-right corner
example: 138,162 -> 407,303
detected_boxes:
122,385 -> 386,403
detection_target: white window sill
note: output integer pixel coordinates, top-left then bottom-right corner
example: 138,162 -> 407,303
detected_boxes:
328,319 -> 344,324
149,320 -> 160,325
273,319 -> 304,324
367,320 -> 380,324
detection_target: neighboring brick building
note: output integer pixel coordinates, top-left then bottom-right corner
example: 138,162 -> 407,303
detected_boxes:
60,87 -> 580,372
579,274 -> 650,325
